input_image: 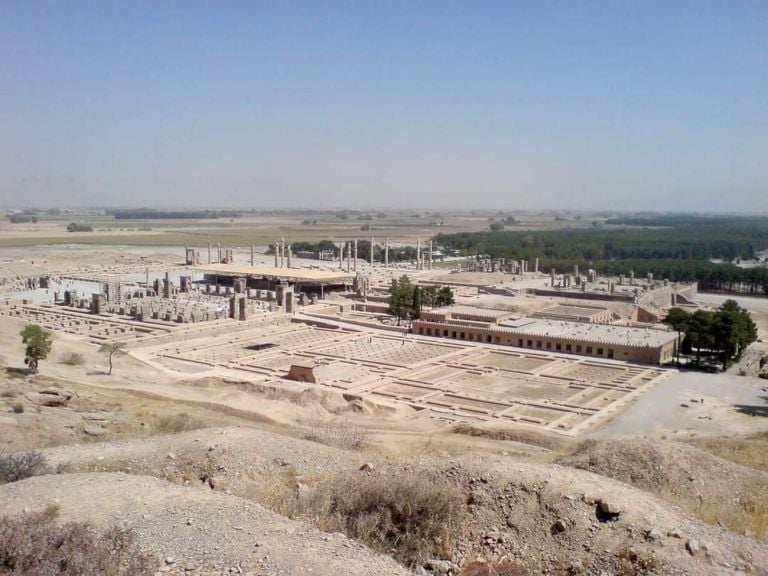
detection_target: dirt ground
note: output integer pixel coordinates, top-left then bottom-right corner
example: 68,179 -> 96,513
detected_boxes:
4,238 -> 768,574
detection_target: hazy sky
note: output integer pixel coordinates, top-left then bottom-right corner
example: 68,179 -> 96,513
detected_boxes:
1,1 -> 766,211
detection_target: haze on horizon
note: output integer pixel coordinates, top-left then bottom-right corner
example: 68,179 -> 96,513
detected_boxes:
1,1 -> 766,212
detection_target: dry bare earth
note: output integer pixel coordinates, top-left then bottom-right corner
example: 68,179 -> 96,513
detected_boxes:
559,439 -> 768,541
5,427 -> 767,575
0,473 -> 409,576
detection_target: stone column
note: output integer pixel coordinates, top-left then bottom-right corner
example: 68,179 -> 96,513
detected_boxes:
370,236 -> 374,264
534,258 -> 539,273
384,238 -> 389,267
239,296 -> 247,320
428,240 -> 433,269
339,242 -> 344,270
416,238 -> 421,270
280,237 -> 285,268
207,243 -> 211,264
274,243 -> 279,268
574,264 -> 579,278
346,242 -> 351,272
250,245 -> 255,266
287,245 -> 292,268
353,239 -> 358,271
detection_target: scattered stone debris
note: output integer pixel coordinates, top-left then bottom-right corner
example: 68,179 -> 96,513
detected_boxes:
686,539 -> 700,555
29,388 -> 75,407
596,498 -> 622,521
83,424 -> 107,437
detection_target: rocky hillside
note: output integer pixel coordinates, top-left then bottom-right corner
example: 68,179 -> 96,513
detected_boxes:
2,427 -> 766,575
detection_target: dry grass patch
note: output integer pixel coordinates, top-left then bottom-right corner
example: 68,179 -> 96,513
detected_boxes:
560,439 -> 768,541
696,489 -> 768,540
0,505 -> 155,575
249,467 -> 466,568
318,472 -> 466,567
302,415 -> 369,450
58,352 -> 85,366
688,431 -> 768,473
461,559 -> 531,575
451,423 -> 573,452
150,413 -> 207,435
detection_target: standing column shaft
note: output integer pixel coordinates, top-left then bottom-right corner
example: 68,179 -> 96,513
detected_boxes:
207,243 -> 211,264
416,238 -> 421,270
250,245 -> 254,266
346,242 -> 351,272
353,239 -> 358,271
384,238 -> 389,267
274,242 -> 279,267
370,236 -> 374,264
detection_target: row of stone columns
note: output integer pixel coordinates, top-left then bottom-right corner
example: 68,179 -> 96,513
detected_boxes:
201,236 -> 438,270
273,237 -> 293,269
333,237 -> 435,270
338,239 -> 360,272
415,238 -> 434,270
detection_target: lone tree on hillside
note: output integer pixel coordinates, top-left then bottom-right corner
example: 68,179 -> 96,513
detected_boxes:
20,324 -> 53,374
99,342 -> 127,376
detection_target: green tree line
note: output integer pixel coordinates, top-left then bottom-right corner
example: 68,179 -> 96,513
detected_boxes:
664,301 -> 758,368
435,216 -> 768,294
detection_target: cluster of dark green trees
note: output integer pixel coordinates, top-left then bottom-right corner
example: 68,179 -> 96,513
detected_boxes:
387,276 -> 454,324
8,213 -> 39,223
66,222 -> 93,232
267,240 -> 340,256
435,216 -> 768,295
664,301 -> 758,368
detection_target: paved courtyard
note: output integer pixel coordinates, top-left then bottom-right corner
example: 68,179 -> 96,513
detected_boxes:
137,320 -> 674,435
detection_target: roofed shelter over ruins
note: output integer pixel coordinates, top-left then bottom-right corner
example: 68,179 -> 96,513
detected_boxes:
195,263 -> 355,297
